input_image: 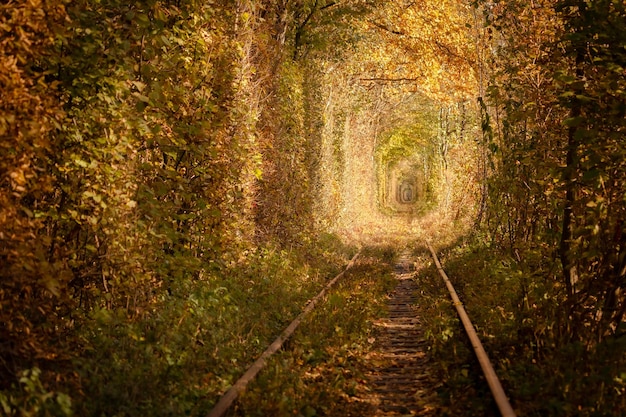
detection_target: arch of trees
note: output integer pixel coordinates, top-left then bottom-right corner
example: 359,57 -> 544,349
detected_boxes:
1,0 -> 624,415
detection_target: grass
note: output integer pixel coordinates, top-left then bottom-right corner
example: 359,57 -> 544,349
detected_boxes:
11,230 -> 623,417
229,240 -> 508,417
232,246 -> 398,416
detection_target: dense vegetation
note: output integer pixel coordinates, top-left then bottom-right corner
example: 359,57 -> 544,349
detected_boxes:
1,0 -> 624,416
458,0 -> 626,414
1,1 -> 367,414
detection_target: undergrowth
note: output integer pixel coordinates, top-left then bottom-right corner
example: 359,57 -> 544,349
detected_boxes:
421,237 -> 626,417
232,246 -> 397,416
9,235 -> 624,416
0,235 -> 357,417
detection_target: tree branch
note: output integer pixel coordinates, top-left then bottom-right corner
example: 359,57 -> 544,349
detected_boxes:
369,20 -> 405,36
360,77 -> 418,82
294,0 -> 320,60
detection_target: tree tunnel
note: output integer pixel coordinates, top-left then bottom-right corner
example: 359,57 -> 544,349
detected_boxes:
382,158 -> 425,214
373,96 -> 440,219
331,88 -> 480,238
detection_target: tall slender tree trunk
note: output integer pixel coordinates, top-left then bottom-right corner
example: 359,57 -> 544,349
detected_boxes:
559,51 -> 584,299
559,121 -> 576,298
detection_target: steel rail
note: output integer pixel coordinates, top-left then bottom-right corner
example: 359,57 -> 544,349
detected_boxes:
426,241 -> 516,417
206,251 -> 361,417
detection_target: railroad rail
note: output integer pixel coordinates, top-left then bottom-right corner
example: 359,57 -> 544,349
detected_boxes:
207,251 -> 361,417
426,241 -> 516,417
206,244 -> 516,417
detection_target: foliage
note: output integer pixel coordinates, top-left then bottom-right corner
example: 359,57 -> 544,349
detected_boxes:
0,0 -> 364,412
255,59 -> 314,243
432,237 -> 626,416
451,4 -> 626,414
0,0 -> 70,383
70,242 -> 353,416
0,368 -> 72,417
477,0 -> 626,346
5,0 -> 625,415
356,0 -> 478,101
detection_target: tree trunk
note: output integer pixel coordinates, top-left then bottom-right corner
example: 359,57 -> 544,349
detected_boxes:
559,51 -> 584,299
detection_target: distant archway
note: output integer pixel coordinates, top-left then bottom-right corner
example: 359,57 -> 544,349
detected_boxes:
397,180 -> 415,204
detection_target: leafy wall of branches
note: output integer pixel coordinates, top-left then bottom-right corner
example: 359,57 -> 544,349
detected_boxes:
480,0 -> 626,349
0,0 -> 360,399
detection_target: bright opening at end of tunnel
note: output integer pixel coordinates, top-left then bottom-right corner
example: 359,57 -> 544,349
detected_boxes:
332,92 -> 482,245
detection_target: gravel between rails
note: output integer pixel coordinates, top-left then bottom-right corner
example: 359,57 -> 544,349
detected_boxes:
366,250 -> 440,416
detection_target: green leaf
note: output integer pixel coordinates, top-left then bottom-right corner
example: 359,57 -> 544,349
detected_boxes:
136,101 -> 148,112
582,169 -> 599,181
575,94 -> 593,103
563,116 -> 585,127
133,92 -> 151,104
135,13 -> 151,28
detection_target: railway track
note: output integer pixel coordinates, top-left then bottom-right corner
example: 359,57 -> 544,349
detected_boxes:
207,245 -> 515,417
366,250 -> 438,416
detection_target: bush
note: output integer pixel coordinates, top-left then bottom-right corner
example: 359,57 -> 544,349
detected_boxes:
0,368 -> 72,417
